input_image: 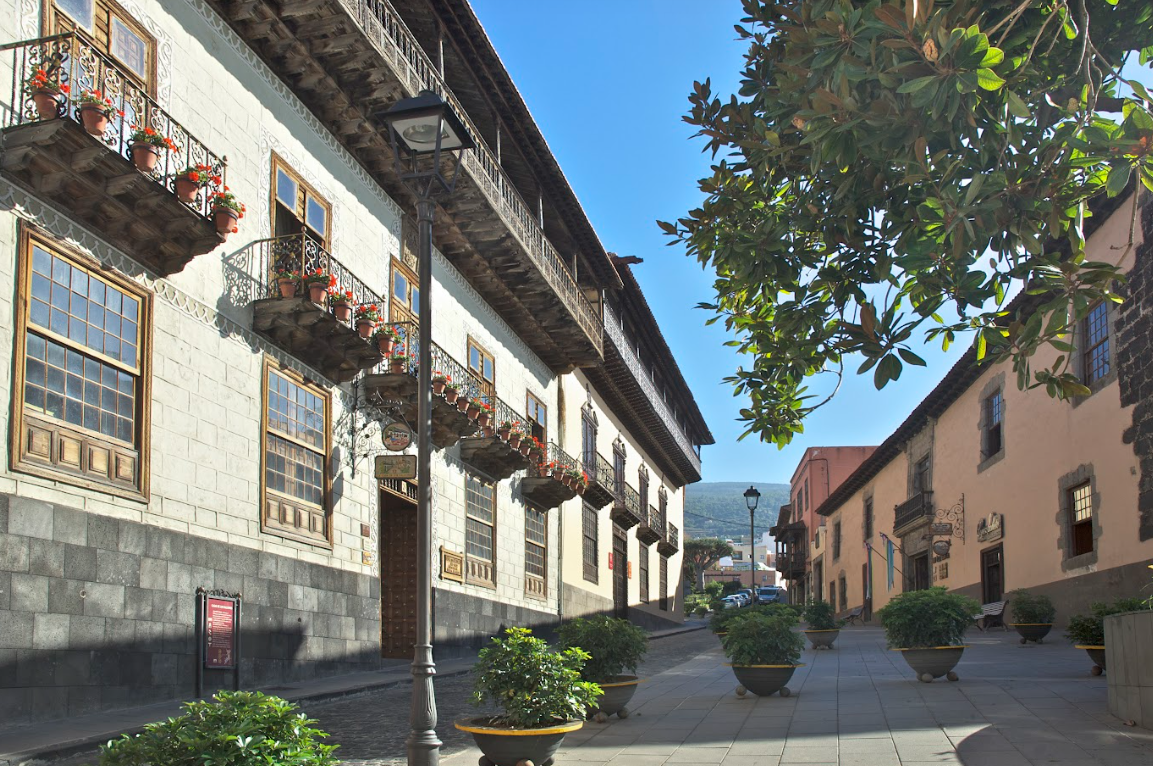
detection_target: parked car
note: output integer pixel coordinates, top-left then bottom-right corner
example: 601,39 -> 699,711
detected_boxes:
720,596 -> 740,610
756,587 -> 784,605
738,589 -> 755,606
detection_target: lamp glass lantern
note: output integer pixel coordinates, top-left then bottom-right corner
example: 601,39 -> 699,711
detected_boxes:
378,89 -> 476,194
744,486 -> 761,511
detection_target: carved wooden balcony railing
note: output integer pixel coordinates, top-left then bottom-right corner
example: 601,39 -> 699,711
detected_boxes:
609,480 -> 643,530
459,394 -> 534,480
206,0 -> 603,370
894,491 -> 934,534
520,442 -> 580,510
659,521 -> 679,556
637,503 -> 663,546
239,234 -> 383,383
1,34 -> 225,275
579,451 -> 615,510
776,549 -> 807,579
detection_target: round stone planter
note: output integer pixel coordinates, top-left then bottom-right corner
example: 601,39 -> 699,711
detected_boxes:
727,664 -> 803,697
804,629 -> 840,650
895,646 -> 966,683
454,718 -> 581,766
1009,623 -> 1053,644
1075,645 -> 1107,675
589,675 -> 640,720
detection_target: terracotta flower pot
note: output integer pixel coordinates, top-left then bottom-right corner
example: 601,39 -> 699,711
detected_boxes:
552,469 -> 565,481
466,405 -> 480,422
212,207 -> 238,236
308,283 -> 328,304
519,441 -> 533,456
277,278 -> 297,299
432,380 -> 446,395
457,398 -> 470,413
477,412 -> 491,428
31,90 -> 59,120
443,387 -> 458,404
131,143 -> 159,172
497,428 -> 510,441
174,177 -> 199,204
79,105 -> 109,136
389,359 -> 406,374
508,434 -> 522,449
576,483 -> 586,496
356,321 -> 374,339
483,425 -> 495,438
333,302 -> 353,323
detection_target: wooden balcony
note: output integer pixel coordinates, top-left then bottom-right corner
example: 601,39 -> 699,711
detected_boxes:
240,235 -> 383,383
894,491 -> 934,535
637,504 -> 663,546
458,395 -> 533,480
519,442 -> 579,510
580,452 -> 615,510
1,34 -> 225,276
658,522 -> 679,556
609,481 -> 643,530
777,549 -> 807,580
203,0 -> 603,371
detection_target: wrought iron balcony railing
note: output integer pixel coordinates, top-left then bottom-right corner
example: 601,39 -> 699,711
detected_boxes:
662,521 -> 680,554
583,452 -> 614,489
3,33 -> 226,218
341,0 -> 602,348
894,491 -> 934,533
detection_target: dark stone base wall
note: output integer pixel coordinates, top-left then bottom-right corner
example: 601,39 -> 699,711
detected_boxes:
432,588 -> 558,659
0,494 -> 382,726
560,584 -> 682,632
627,605 -> 684,632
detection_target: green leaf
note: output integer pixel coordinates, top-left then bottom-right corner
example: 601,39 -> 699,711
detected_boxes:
897,76 -> 939,94
1005,90 -> 1031,118
980,47 -> 1005,67
1106,163 -> 1132,197
898,348 -> 927,366
976,68 -> 1005,91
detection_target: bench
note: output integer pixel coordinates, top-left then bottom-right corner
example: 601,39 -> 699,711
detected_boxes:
843,606 -> 864,625
973,600 -> 1008,631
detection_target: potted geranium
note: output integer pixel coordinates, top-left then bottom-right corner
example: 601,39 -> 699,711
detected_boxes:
497,419 -> 514,441
388,351 -> 410,375
431,371 -> 450,395
722,611 -> 805,697
803,599 -> 843,650
456,627 -> 600,766
1006,590 -> 1056,645
1066,597 -> 1147,675
466,397 -> 486,422
127,125 -> 175,172
354,303 -> 380,339
878,587 -> 978,683
209,186 -> 245,238
506,423 -> 524,450
272,269 -> 299,298
173,163 -> 219,204
443,376 -> 460,404
330,289 -> 355,322
566,468 -> 585,493
372,324 -> 398,355
518,432 -> 534,456
476,401 -> 493,429
557,616 -> 648,722
303,268 -> 335,304
25,69 -> 68,119
75,89 -> 118,136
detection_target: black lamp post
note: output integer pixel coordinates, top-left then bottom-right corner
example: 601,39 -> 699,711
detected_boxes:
744,486 -> 760,587
378,89 -> 475,766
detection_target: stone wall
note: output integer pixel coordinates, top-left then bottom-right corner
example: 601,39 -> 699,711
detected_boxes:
0,494 -> 381,726
432,587 -> 557,659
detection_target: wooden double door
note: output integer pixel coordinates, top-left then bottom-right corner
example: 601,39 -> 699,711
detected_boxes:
379,486 -> 418,659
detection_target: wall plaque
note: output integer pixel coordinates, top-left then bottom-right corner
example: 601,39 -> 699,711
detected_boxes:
382,422 -> 412,451
375,454 -> 417,480
440,546 -> 463,582
976,512 -> 1004,543
930,522 -> 954,536
204,596 -> 237,669
935,562 -> 949,580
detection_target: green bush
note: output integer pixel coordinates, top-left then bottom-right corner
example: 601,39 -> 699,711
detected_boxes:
711,603 -> 796,633
99,691 -> 338,766
877,587 -> 980,649
693,604 -> 709,617
472,627 -> 602,728
704,581 -> 724,600
1065,597 -> 1149,645
721,612 -> 804,666
1007,589 -> 1056,624
556,615 -> 648,682
803,600 -> 842,631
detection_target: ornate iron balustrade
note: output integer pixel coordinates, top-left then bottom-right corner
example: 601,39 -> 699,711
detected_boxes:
368,321 -> 488,401
648,504 -> 666,537
341,0 -> 602,349
584,452 -> 614,490
621,482 -> 641,515
894,491 -> 934,533
531,441 -> 580,477
603,304 -> 700,473
3,33 -> 226,218
667,522 -> 680,551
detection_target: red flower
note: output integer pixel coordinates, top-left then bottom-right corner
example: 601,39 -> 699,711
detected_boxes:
187,171 -> 200,182
59,84 -> 69,94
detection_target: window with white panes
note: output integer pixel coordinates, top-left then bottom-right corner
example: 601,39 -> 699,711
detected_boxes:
47,0 -> 154,91
465,474 -> 496,586
525,506 -> 547,598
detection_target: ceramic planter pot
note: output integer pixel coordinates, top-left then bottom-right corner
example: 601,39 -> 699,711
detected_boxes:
307,284 -> 328,304
1075,645 -> 1107,675
131,143 -> 159,172
895,646 -> 966,683
467,405 -> 481,421
277,278 -> 297,299
589,675 -> 640,720
454,718 -> 581,766
498,428 -> 510,441
31,90 -> 60,120
477,412 -> 491,428
575,483 -> 586,496
457,398 -> 470,413
433,380 -> 447,395
518,440 -> 532,455
79,105 -> 109,136
483,425 -> 495,438
212,207 -> 238,237
332,302 -> 353,323
174,177 -> 199,204
804,629 -> 840,650
378,337 -> 395,355
1010,623 -> 1053,644
508,434 -> 522,449
444,387 -> 459,404
389,359 -> 406,375
728,664 -> 802,697
356,321 -> 374,339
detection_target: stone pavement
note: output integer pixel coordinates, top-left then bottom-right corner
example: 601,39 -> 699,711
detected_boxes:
446,626 -> 1153,766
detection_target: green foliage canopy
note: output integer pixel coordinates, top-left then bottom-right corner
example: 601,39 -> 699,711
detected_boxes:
720,611 -> 806,665
556,615 -> 649,682
877,586 -> 981,647
683,537 -> 735,590
1064,596 -> 1149,644
663,0 -> 1153,445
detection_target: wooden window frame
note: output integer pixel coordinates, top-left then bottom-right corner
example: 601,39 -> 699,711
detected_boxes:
466,336 -> 495,399
270,153 -> 332,248
582,501 -> 598,583
389,258 -> 418,325
525,390 -> 547,444
638,465 -> 649,511
260,358 -> 332,548
659,555 -> 669,611
863,496 -> 874,540
639,543 -> 649,603
464,472 -> 497,588
983,391 -> 1003,459
1082,301 -> 1111,385
1068,481 -> 1094,558
43,0 -> 156,96
524,504 -> 547,599
11,226 -> 152,501
832,521 -> 842,561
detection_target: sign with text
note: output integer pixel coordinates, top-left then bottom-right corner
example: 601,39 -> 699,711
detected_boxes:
205,597 -> 237,669
976,512 -> 1004,543
382,423 -> 412,451
375,454 -> 417,480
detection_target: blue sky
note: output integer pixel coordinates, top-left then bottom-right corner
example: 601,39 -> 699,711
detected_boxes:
469,1 -> 1151,486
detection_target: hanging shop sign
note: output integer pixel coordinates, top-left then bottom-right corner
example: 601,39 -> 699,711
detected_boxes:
375,454 -> 417,480
976,512 -> 1004,543
930,522 -> 954,537
382,422 -> 412,451
932,539 -> 952,557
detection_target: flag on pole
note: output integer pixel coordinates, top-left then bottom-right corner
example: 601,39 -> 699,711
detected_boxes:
866,544 -> 873,601
886,537 -> 895,591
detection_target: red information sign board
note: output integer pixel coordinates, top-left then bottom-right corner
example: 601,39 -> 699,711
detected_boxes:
205,597 -> 236,669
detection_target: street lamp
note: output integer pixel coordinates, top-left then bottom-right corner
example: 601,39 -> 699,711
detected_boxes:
744,486 -> 760,588
378,89 -> 475,766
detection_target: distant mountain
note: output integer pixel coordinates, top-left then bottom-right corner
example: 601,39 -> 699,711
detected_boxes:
683,481 -> 791,541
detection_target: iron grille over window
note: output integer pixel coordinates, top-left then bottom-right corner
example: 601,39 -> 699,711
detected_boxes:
864,497 -> 874,540
833,521 -> 842,560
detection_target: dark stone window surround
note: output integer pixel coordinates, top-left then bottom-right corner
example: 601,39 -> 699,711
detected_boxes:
1056,464 -> 1101,571
977,372 -> 1007,474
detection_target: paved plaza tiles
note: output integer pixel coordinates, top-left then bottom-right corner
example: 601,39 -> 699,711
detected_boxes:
446,626 -> 1153,766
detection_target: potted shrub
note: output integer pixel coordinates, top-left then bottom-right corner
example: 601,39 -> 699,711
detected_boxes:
722,611 -> 805,697
272,269 -> 299,299
709,606 -> 747,636
173,163 -> 219,204
1066,597 -> 1147,675
330,289 -> 355,322
127,125 -> 175,172
354,302 -> 381,339
209,186 -> 245,239
373,324 -> 398,355
389,351 -> 409,375
99,690 -> 337,766
803,600 -> 843,650
456,627 -> 601,766
1006,589 -> 1056,644
75,89 -> 118,136
878,587 -> 979,683
25,69 -> 68,120
557,616 -> 648,722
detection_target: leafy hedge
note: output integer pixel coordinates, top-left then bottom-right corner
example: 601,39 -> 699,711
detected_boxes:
877,587 -> 979,648
556,616 -> 648,682
721,611 -> 804,666
1065,598 -> 1149,645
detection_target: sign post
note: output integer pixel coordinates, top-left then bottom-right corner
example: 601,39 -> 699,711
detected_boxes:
195,587 -> 241,697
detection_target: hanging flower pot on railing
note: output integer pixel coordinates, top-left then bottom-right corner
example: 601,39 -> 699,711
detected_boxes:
507,428 -> 523,450
209,188 -> 245,240
551,464 -> 566,482
127,126 -> 176,173
26,69 -> 67,120
75,90 -> 118,137
373,325 -> 398,355
443,383 -> 459,404
432,372 -> 449,395
330,289 -> 355,323
497,421 -> 513,442
303,269 -> 336,305
483,425 -> 495,438
476,404 -> 492,429
466,398 -> 484,422
174,164 -> 219,204
273,269 -> 299,299
457,396 -> 471,413
355,303 -> 381,339
519,439 -> 533,456
389,353 -> 409,375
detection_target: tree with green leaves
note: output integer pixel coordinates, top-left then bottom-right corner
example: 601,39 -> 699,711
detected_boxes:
662,0 -> 1153,446
683,537 -> 735,591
